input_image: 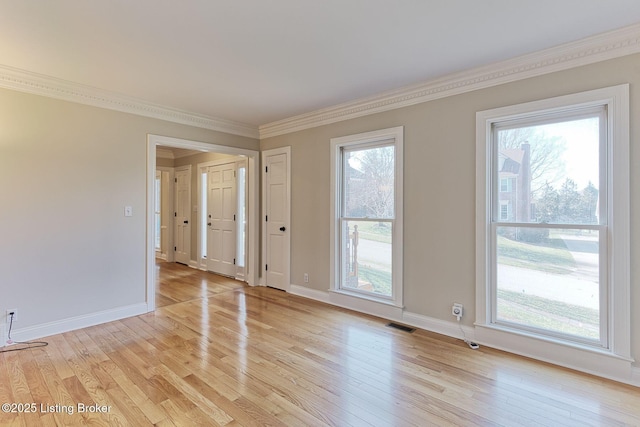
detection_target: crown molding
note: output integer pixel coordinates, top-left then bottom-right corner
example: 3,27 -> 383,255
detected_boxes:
259,22 -> 640,139
0,65 -> 259,139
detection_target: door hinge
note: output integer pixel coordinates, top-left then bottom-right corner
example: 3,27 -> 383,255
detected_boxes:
174,212 -> 177,217
233,214 -> 236,221
174,246 -> 177,251
265,166 -> 268,173
175,178 -> 177,183
265,215 -> 268,222
233,258 -> 236,265
265,264 -> 268,271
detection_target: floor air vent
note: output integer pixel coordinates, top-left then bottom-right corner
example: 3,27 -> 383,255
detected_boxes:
386,322 -> 415,333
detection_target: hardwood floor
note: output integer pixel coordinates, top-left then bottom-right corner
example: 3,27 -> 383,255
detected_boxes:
1,261 -> 639,426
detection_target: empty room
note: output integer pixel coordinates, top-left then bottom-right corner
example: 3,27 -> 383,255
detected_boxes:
1,1 -> 640,425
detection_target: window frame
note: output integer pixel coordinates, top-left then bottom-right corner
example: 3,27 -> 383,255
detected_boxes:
330,127 -> 404,308
476,85 -> 630,367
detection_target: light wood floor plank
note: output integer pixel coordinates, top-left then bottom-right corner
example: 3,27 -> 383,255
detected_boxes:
1,260 -> 639,426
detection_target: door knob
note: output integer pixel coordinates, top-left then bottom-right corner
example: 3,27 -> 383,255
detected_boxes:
184,220 -> 189,224
207,222 -> 212,226
279,226 -> 286,231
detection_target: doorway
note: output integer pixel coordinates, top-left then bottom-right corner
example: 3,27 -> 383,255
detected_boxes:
146,135 -> 259,312
199,159 -> 248,279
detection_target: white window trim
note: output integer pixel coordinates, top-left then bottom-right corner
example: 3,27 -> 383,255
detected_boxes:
330,127 -> 404,311
475,85 -> 632,382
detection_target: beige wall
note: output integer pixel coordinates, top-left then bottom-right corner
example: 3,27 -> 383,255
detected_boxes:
0,88 -> 258,330
2,52 -> 637,369
261,53 -> 640,366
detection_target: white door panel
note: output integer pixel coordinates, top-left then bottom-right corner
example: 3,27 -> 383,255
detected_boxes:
207,163 -> 237,277
263,149 -> 290,291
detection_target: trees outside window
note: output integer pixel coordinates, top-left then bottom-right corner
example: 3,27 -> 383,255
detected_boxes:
476,86 -> 630,368
330,127 -> 403,307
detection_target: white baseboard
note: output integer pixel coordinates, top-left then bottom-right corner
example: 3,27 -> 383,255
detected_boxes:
6,303 -> 148,344
0,323 -> 6,348
632,366 -> 640,387
290,284 -> 405,322
290,284 -> 474,339
289,284 -> 639,387
290,284 -> 330,303
188,260 -> 200,269
474,325 -> 637,387
402,311 -> 475,341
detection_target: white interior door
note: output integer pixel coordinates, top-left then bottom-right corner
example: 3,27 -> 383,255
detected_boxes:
174,167 -> 191,264
263,148 -> 290,291
207,163 -> 237,277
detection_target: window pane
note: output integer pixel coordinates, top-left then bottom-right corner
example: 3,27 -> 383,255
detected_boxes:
496,226 -> 600,341
343,145 -> 394,218
341,220 -> 392,297
496,116 -> 600,224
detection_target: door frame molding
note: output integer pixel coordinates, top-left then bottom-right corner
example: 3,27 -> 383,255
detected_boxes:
261,146 -> 291,290
146,134 -> 259,312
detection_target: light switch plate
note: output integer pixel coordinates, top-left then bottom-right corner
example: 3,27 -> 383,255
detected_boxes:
124,206 -> 133,217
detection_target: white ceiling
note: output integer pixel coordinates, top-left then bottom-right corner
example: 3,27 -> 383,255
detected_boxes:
2,1 -> 640,128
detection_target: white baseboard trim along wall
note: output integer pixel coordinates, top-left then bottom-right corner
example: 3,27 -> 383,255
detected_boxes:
290,285 -> 473,342
4,283 -> 638,388
289,284 -> 640,387
633,366 -> 640,385
1,303 -> 148,346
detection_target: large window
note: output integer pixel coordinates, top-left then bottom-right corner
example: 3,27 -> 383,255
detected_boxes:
331,127 -> 403,307
476,86 -> 630,365
494,110 -> 606,344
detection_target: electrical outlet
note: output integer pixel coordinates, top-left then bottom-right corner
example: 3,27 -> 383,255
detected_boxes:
6,309 -> 17,324
304,273 -> 309,283
452,303 -> 463,319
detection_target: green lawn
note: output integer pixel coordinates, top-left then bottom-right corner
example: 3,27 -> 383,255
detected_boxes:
358,265 -> 392,295
498,289 -> 599,339
497,235 -> 575,274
